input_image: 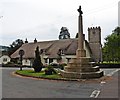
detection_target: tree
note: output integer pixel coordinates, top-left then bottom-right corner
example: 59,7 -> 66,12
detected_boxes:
102,27 -> 120,62
32,46 -> 43,72
8,39 -> 24,55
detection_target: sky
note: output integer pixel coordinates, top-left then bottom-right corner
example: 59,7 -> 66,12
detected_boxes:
0,0 -> 119,46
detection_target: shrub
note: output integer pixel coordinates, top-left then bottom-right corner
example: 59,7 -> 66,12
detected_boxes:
32,46 -> 43,72
59,63 -> 67,70
45,65 -> 57,75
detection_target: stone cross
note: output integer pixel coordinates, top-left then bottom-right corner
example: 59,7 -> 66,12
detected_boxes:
77,6 -> 83,15
76,6 -> 86,57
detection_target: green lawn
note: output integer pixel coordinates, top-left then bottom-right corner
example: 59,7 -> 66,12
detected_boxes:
16,70 -> 62,79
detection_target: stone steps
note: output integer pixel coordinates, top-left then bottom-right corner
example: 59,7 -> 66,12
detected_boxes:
60,57 -> 104,79
67,63 -> 94,68
64,66 -> 100,72
60,70 -> 104,79
81,70 -> 104,79
70,57 -> 91,64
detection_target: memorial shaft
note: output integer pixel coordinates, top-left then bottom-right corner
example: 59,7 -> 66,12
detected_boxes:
78,13 -> 83,50
76,6 -> 86,57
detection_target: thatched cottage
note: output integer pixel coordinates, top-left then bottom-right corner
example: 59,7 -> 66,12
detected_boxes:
11,27 -> 102,66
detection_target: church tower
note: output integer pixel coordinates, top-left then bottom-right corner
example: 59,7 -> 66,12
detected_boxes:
88,26 -> 102,62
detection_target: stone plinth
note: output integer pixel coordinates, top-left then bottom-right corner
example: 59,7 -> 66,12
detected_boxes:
60,70 -> 103,79
60,57 -> 103,79
76,49 -> 86,57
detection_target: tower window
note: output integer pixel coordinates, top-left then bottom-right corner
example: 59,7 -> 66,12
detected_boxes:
93,31 -> 95,34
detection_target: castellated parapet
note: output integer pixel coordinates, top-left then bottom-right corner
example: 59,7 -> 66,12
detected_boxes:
88,26 -> 101,43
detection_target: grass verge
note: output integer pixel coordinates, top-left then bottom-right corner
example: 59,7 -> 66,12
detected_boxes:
15,70 -> 107,82
16,70 -> 62,79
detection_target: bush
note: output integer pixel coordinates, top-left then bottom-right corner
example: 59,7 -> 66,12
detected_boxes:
45,65 -> 57,75
58,63 -> 67,70
49,63 -> 67,70
33,59 -> 43,72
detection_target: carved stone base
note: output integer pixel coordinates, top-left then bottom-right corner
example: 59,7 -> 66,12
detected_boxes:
60,70 -> 103,79
60,57 -> 104,79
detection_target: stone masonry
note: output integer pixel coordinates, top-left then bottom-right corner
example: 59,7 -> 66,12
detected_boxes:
60,6 -> 104,79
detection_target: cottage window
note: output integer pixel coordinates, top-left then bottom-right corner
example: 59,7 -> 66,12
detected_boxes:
67,58 -> 71,63
59,49 -> 64,55
25,59 -> 27,63
3,58 -> 7,62
49,59 -> 53,64
44,58 -> 47,63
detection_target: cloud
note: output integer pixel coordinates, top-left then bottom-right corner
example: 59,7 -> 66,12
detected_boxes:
0,0 -> 119,46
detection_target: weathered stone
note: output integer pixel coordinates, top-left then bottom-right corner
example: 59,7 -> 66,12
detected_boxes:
60,6 -> 104,79
61,70 -> 103,79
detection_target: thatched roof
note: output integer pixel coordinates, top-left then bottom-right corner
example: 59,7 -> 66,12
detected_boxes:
11,38 -> 92,59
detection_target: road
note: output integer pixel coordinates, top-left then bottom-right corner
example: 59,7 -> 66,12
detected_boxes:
1,67 -> 120,99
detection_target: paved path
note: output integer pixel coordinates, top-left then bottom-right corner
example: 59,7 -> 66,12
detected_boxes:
98,70 -> 119,98
1,67 -> 120,99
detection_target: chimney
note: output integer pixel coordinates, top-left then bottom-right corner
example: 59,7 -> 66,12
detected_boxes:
34,38 -> 37,43
25,38 -> 28,43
